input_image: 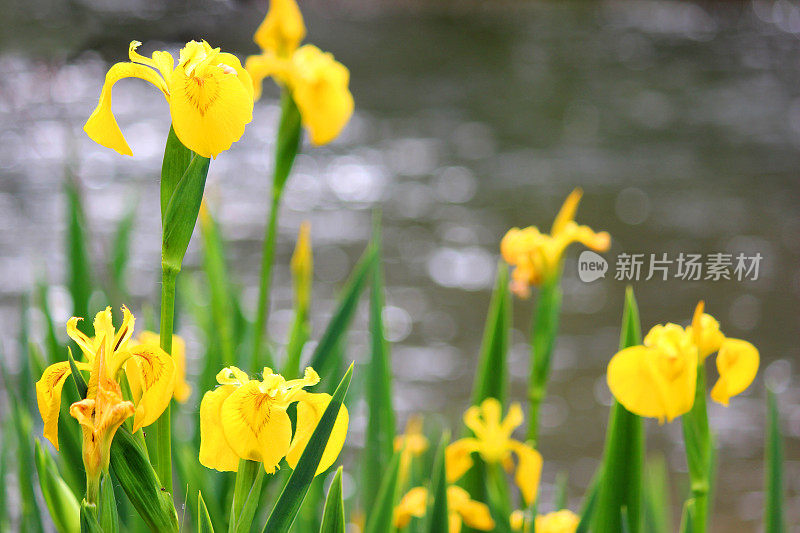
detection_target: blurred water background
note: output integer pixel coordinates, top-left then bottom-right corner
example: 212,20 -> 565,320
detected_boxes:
1,0 -> 799,530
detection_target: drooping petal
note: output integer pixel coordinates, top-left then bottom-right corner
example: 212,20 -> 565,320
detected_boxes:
289,45 -> 353,146
124,344 -> 176,432
393,487 -> 428,528
550,188 -> 582,236
36,361 -> 89,449
111,305 -> 135,356
84,59 -> 169,156
253,0 -> 306,57
199,385 -> 240,472
448,486 -> 495,531
66,317 -> 95,361
168,58 -> 254,159
509,440 -> 543,506
710,338 -> 759,406
285,392 -> 349,476
219,381 -> 292,473
244,53 -> 288,100
128,41 -> 174,82
444,438 -> 479,483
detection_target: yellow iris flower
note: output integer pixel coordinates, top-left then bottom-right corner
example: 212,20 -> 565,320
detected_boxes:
135,331 -> 191,403
500,188 -> 610,298
199,365 -> 348,474
245,0 -> 354,145
394,415 -> 429,484
84,40 -> 254,159
446,398 -> 543,506
607,302 -> 759,422
36,306 -> 176,450
511,509 -> 580,533
69,341 -> 135,499
394,485 -> 495,533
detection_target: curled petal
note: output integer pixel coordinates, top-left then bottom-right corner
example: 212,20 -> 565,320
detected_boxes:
551,188 -> 583,236
285,392 -> 348,476
66,317 -> 95,361
394,487 -> 428,528
36,361 -> 90,449
220,381 -> 292,473
688,302 -> 725,360
124,344 -> 176,432
253,0 -> 306,56
711,338 -> 759,406
509,440 -> 543,506
199,385 -> 240,471
84,62 -> 169,156
216,366 -> 251,386
128,41 -> 174,82
448,486 -> 495,531
445,438 -> 479,483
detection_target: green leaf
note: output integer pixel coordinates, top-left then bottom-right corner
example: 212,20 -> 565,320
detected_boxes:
679,499 -> 695,533
593,287 -> 644,533
65,175 -> 93,331
80,501 -> 103,533
364,449 -> 403,533
764,388 -> 785,533
471,262 -> 510,405
160,126 -> 193,221
34,440 -> 80,533
68,348 -> 88,399
110,197 -> 138,299
229,459 -> 265,533
555,471 -> 569,511
9,400 -> 44,532
575,473 -> 600,533
109,427 -> 179,533
263,364 -> 353,532
363,225 -> 396,515
273,91 -> 303,195
98,474 -> 120,533
310,244 -> 377,381
35,281 -> 62,365
161,153 -> 211,272
426,433 -> 450,533
643,455 -> 672,533
320,467 -> 346,533
198,491 -> 215,533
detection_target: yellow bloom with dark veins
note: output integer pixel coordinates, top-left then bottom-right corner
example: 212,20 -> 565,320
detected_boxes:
394,485 -> 495,533
199,366 -> 348,474
534,510 -> 580,533
134,331 -> 191,403
36,306 -> 175,449
500,188 -> 610,298
245,0 -> 354,145
607,301 -> 759,421
84,40 -> 254,159
446,398 -> 543,506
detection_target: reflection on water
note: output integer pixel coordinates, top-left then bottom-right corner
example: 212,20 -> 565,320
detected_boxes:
1,0 -> 799,528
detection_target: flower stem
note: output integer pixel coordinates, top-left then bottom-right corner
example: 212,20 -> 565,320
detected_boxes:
526,277 -> 563,443
155,265 -> 178,493
251,188 -> 281,373
682,364 -> 712,533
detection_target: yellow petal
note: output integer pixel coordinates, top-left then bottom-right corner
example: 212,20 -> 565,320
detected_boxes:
220,381 -> 292,473
510,510 -> 526,531
244,53 -> 290,100
710,338 -> 759,406
501,402 -> 524,436
199,385 -> 241,471
168,54 -> 254,158
216,366 -> 251,386
394,487 -> 428,528
128,41 -> 174,83
448,486 -> 495,531
607,345 -> 696,422
687,302 -> 725,360
291,221 -> 313,313
36,361 -> 88,450
253,0 -> 306,56
289,45 -> 353,146
551,188 -> 583,236
445,438 -> 479,483
137,331 -> 191,403
66,317 -> 95,361
509,440 -> 543,506
124,344 -> 176,432
534,510 -> 580,533
285,392 -> 349,476
84,60 -> 169,156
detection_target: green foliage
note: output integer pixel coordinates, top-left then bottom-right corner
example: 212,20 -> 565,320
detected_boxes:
198,491 -> 216,533
229,460 -> 265,533
273,91 -> 303,194
162,153 -> 211,272
764,389 -> 785,533
471,262 -> 510,406
65,174 -> 93,329
426,434 -> 450,533
34,440 -> 80,533
364,449 -> 404,533
643,455 -> 672,533
320,468 -> 346,533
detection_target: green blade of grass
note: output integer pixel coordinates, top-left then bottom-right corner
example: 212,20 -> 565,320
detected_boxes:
160,126 -> 193,222
98,474 -> 119,533
555,471 -> 569,511
764,388 -> 784,533
471,262 -> 510,406
65,175 -> 92,331
426,433 -> 450,533
593,287 -> 644,533
35,281 -> 62,365
110,197 -> 138,301
310,244 -> 377,381
198,491 -> 215,533
364,448 -> 403,533
320,467 -> 346,533
263,364 -> 353,532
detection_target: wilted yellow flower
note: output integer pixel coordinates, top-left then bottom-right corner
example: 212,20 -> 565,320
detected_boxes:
84,40 -> 254,158
447,398 -> 542,505
607,302 -> 759,421
394,485 -> 495,533
199,366 -> 348,474
534,510 -> 580,533
36,306 -> 176,449
69,342 -> 135,501
134,331 -> 191,403
245,0 -> 354,145
500,188 -> 610,297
